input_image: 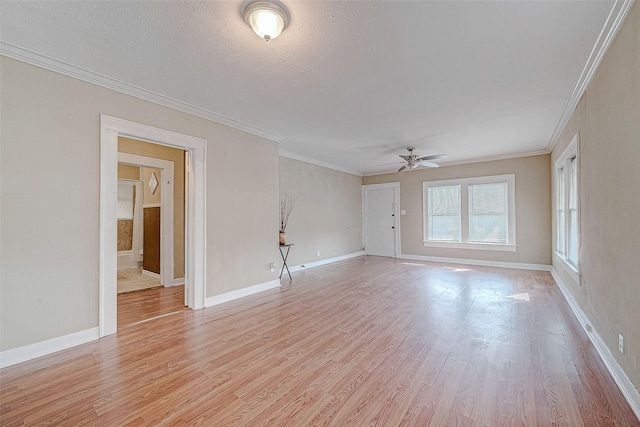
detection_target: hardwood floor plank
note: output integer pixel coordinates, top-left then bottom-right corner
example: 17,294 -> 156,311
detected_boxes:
117,285 -> 185,328
1,256 -> 638,426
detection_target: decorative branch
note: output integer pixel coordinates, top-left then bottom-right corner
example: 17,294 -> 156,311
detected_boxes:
280,193 -> 298,232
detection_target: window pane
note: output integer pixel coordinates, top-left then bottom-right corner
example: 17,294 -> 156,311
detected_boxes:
569,157 -> 577,209
429,215 -> 460,241
117,182 -> 134,220
568,157 -> 578,265
429,185 -> 460,214
558,211 -> 566,255
568,210 -> 578,265
469,182 -> 507,243
557,168 -> 565,255
470,214 -> 507,243
470,182 -> 506,213
428,185 -> 460,241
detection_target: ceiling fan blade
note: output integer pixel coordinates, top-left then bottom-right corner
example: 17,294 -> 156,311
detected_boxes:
376,161 -> 405,166
399,154 -> 410,160
398,165 -> 407,172
419,161 -> 440,168
418,154 -> 447,161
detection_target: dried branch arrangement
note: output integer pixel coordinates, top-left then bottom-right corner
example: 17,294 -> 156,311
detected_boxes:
280,193 -> 299,232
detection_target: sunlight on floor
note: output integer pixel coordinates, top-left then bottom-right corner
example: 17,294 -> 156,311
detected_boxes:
507,292 -> 530,302
401,261 -> 472,272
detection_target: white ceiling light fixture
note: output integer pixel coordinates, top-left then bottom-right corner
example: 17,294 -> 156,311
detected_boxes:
243,1 -> 290,41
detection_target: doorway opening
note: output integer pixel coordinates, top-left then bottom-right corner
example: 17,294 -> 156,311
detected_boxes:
116,147 -> 186,327
100,115 -> 206,337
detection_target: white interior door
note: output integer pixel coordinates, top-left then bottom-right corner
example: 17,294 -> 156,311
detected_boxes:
363,184 -> 398,257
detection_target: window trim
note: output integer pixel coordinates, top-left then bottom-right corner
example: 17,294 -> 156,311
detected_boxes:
554,134 -> 580,278
423,174 -> 516,251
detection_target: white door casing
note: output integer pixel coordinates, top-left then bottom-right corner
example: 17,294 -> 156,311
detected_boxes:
100,115 -> 206,337
362,183 -> 400,257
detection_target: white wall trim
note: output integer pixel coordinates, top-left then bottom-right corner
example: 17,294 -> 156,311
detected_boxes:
289,251 -> 365,273
547,0 -> 636,152
0,327 -> 99,369
141,270 -> 161,280
551,268 -> 640,421
173,277 -> 185,286
0,42 -> 283,144
279,150 -> 362,177
205,280 -> 281,308
398,253 -> 551,271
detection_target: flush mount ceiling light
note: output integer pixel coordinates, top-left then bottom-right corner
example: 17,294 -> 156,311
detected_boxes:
243,1 -> 289,41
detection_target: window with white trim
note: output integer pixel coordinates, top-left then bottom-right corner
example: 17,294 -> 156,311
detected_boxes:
423,174 -> 516,251
555,135 -> 579,271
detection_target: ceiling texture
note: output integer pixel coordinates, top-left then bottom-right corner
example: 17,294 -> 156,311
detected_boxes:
0,1 -> 623,175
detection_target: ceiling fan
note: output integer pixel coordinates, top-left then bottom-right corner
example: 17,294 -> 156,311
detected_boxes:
384,147 -> 447,172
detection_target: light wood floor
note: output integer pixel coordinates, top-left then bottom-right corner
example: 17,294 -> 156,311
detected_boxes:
117,285 -> 186,328
117,268 -> 161,293
2,257 -> 638,426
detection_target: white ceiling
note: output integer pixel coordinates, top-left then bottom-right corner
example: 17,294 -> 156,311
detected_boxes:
0,1 -> 616,175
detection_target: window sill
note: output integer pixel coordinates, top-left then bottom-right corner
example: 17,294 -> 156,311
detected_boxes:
554,252 -> 581,284
423,241 -> 517,252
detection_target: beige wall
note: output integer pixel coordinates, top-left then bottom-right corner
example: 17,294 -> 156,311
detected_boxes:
551,3 -> 640,389
0,57 -> 279,351
279,157 -> 362,267
117,164 -> 140,180
119,138 -> 183,278
363,154 -> 551,265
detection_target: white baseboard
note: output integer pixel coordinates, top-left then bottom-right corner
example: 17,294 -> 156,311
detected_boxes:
205,279 -> 281,308
289,251 -> 364,273
141,270 -> 161,280
398,253 -> 551,271
551,269 -> 640,421
140,271 -> 183,287
0,327 -> 99,369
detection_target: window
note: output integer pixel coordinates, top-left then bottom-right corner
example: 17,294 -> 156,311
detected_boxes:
555,135 -> 579,272
117,181 -> 135,220
469,182 -> 508,244
427,185 -> 460,241
423,174 -> 516,251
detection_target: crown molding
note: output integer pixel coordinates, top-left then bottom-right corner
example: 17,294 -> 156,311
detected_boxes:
362,149 -> 550,176
279,150 -> 363,176
0,42 -> 284,143
547,0 -> 635,152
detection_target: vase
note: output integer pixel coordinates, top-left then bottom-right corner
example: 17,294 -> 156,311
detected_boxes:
279,231 -> 287,245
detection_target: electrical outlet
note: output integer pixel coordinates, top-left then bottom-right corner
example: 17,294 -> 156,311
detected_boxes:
317,250 -> 320,257
269,263 -> 276,273
619,333 -> 624,354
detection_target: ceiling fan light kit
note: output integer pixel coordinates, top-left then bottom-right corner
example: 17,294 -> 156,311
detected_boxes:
243,1 -> 290,41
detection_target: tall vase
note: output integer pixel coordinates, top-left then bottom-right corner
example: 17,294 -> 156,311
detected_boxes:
279,231 -> 287,245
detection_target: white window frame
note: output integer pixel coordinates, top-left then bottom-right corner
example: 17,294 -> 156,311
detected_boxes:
423,174 -> 516,251
554,134 -> 580,282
